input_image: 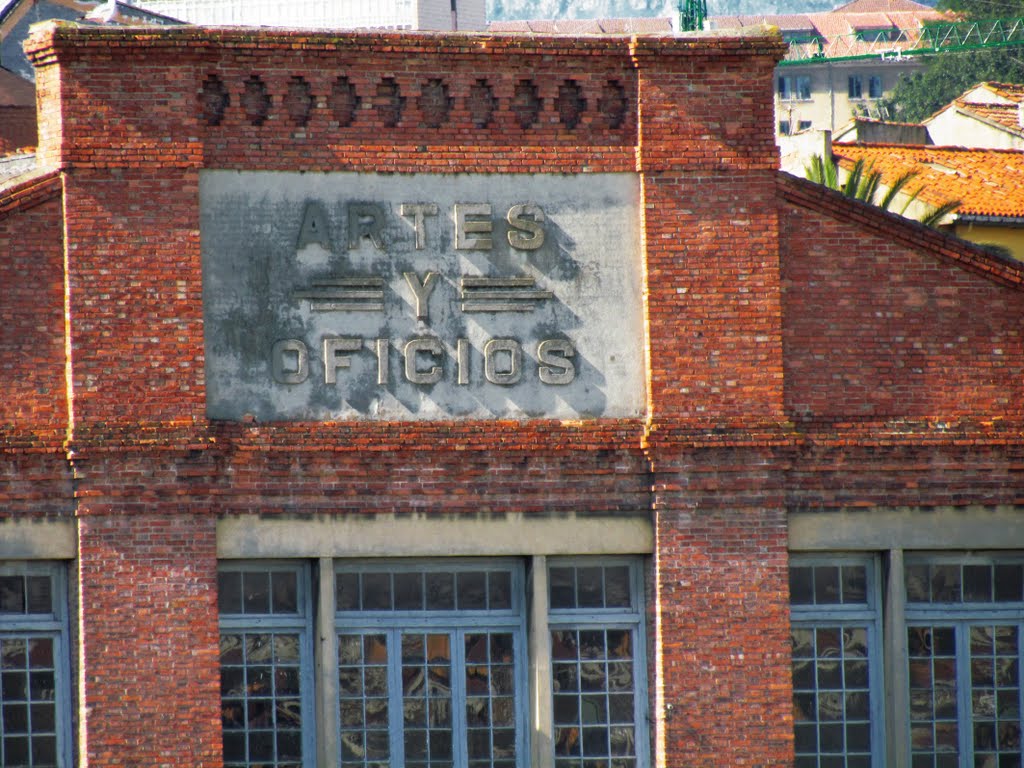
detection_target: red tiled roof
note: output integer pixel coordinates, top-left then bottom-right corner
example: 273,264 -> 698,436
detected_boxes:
709,2 -> 950,58
832,143 -> 1024,218
954,100 -> 1022,132
979,82 -> 1024,102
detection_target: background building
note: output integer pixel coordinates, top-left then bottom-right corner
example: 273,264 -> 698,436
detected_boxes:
707,0 -> 949,136
2,19 -> 1024,768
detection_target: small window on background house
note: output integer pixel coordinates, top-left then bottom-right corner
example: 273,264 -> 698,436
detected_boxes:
796,76 -> 812,100
868,75 -> 883,99
778,76 -> 792,100
779,120 -> 792,135
849,75 -> 863,99
798,120 -> 813,131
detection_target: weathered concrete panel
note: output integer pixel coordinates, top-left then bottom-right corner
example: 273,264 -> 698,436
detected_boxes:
201,171 -> 645,421
217,513 -> 654,558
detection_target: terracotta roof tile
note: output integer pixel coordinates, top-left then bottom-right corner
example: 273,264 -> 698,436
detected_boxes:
832,143 -> 1024,218
955,100 -> 1023,132
983,82 -> 1024,101
709,3 -> 949,57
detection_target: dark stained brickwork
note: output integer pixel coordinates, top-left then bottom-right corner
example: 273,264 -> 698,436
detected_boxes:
1,22 -> 1022,767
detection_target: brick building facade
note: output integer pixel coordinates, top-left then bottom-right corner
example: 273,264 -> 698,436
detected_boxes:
1,21 -> 1023,768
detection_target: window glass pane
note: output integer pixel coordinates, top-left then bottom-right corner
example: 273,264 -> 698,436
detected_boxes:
604,566 -> 631,609
394,572 -> 424,611
577,567 -> 604,609
549,628 -> 636,764
841,566 -> 867,604
995,565 -> 1023,602
242,571 -> 270,614
25,577 -> 52,616
488,570 -> 512,611
790,567 -> 814,605
219,571 -> 243,614
931,565 -> 961,603
906,564 -> 930,603
363,573 -> 392,611
271,571 -> 298,614
0,577 -> 25,614
425,572 -> 454,611
814,567 -> 841,605
457,572 -> 487,610
791,623 -> 873,764
337,572 -> 360,611
550,568 -> 575,609
963,565 -> 992,603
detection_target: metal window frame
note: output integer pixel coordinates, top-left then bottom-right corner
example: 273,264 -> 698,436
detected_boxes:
904,553 -> 1024,768
217,561 -> 317,768
0,561 -> 72,768
789,553 -> 886,768
546,555 -> 650,768
334,558 -> 529,768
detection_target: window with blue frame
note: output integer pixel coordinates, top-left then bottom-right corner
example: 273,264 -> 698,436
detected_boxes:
218,557 -> 648,768
548,560 -> 647,768
218,564 -> 315,768
789,553 -> 1024,768
335,561 -> 526,768
789,557 -> 883,768
905,556 -> 1024,768
0,562 -> 71,768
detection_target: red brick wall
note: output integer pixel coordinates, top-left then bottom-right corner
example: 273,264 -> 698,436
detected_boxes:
77,513 -> 222,766
780,175 -> 1024,425
0,174 -> 72,518
15,22 -> 1023,768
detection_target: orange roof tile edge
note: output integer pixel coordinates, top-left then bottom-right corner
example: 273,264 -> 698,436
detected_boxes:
831,143 -> 1024,218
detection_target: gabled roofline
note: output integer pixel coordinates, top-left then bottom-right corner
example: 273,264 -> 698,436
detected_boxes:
949,103 -> 1024,138
0,168 -> 61,221
777,171 -> 1024,289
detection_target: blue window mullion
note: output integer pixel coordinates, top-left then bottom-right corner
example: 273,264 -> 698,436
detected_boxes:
387,628 -> 404,768
452,628 -> 468,768
515,627 -> 529,768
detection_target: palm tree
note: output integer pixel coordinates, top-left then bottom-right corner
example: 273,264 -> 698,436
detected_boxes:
804,154 -> 960,228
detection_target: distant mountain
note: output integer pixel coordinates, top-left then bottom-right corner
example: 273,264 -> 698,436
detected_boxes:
487,0 -> 849,21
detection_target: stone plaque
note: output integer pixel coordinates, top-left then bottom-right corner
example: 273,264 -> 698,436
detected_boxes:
200,171 -> 645,421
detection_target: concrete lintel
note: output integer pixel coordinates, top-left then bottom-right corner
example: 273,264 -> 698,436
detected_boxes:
0,518 -> 76,559
790,506 -> 1024,551
217,514 -> 654,559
